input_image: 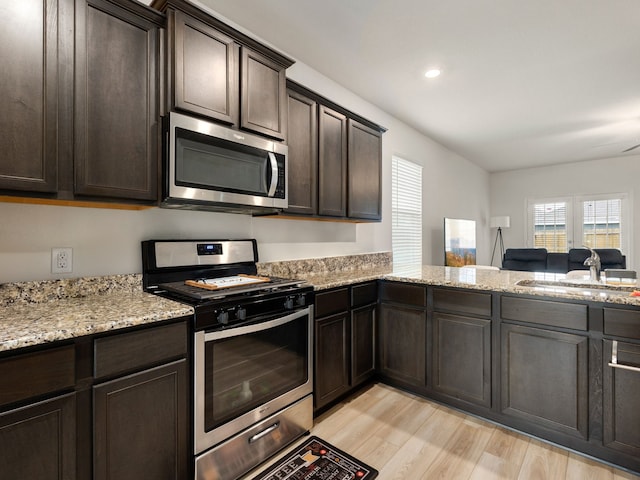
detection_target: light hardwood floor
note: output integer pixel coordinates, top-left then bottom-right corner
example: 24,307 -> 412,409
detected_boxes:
246,383 -> 640,480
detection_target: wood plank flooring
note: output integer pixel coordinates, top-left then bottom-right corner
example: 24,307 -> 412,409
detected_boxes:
245,383 -> 640,480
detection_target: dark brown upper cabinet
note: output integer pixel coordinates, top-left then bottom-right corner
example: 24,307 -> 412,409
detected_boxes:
0,0 -> 163,205
172,11 -> 239,125
241,48 -> 287,139
158,0 -> 293,140
318,105 -> 348,217
283,81 -> 385,221
348,119 -> 382,221
285,89 -> 318,215
0,0 -> 61,193
74,0 -> 162,202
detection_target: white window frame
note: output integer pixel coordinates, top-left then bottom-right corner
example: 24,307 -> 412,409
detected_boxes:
526,193 -> 631,262
574,192 -> 630,255
526,196 -> 573,251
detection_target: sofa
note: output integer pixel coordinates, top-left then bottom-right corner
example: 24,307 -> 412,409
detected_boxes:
501,248 -> 626,273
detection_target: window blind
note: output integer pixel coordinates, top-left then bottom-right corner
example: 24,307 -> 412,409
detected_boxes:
532,202 -> 567,252
392,157 -> 422,268
582,198 -> 622,249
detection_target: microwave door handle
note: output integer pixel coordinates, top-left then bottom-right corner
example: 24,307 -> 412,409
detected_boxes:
267,152 -> 278,196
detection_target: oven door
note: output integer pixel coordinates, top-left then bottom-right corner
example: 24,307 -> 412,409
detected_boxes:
194,306 -> 312,454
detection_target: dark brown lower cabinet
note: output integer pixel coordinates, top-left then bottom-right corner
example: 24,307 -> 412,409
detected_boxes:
378,302 -> 426,388
0,393 -> 76,480
314,283 -> 376,411
0,318 -> 189,479
314,312 -> 350,409
432,312 -> 491,407
501,323 -> 589,440
603,339 -> 640,457
93,359 -> 188,480
351,303 -> 376,387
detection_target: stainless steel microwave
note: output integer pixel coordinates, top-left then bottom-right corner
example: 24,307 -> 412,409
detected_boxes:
161,112 -> 288,213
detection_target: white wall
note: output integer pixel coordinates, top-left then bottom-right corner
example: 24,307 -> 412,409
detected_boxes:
0,14 -> 492,284
490,154 -> 640,271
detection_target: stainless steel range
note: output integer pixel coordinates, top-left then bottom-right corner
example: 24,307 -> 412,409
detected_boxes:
142,239 -> 314,480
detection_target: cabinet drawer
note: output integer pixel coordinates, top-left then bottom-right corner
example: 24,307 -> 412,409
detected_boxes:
603,308 -> 640,340
501,296 -> 588,331
379,282 -> 426,307
0,345 -> 75,407
433,288 -> 492,317
351,281 -> 377,308
315,288 -> 349,318
94,321 -> 187,379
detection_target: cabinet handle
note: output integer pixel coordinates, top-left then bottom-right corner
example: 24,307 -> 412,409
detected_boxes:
608,340 -> 640,373
248,421 -> 280,444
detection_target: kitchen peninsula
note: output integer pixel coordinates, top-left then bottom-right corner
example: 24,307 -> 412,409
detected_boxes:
1,260 -> 639,477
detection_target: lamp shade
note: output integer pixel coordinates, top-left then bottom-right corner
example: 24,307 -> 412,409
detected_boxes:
490,216 -> 510,229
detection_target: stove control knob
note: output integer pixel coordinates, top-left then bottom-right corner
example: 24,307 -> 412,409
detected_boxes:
295,294 -> 306,307
284,296 -> 294,310
217,311 -> 229,325
236,307 -> 247,321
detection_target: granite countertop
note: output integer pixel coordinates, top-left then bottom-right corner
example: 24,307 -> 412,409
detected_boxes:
2,262 -> 638,354
386,266 -> 640,306
305,265 -> 640,307
0,275 -> 193,353
299,266 -> 393,290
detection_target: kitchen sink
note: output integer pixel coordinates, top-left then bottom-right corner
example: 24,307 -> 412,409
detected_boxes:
515,279 -> 639,297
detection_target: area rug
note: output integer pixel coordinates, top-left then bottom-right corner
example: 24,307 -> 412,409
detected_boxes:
252,436 -> 378,480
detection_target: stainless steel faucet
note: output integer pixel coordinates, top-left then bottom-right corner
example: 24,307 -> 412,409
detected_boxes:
583,247 -> 601,282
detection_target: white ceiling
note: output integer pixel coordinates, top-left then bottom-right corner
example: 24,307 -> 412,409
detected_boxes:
179,0 -> 640,172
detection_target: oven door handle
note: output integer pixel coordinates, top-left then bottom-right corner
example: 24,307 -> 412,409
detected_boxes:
204,307 -> 310,341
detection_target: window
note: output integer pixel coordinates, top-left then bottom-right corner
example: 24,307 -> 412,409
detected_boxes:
527,193 -> 628,254
531,200 -> 570,253
581,198 -> 621,249
392,157 -> 422,269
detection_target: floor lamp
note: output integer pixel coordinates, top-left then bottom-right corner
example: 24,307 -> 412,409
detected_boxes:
490,216 -> 510,266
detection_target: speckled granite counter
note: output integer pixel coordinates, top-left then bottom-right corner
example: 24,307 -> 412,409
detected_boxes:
258,252 -> 393,290
2,259 -> 638,353
0,275 -> 193,353
383,265 -> 640,305
258,253 -> 640,306
287,263 -> 640,307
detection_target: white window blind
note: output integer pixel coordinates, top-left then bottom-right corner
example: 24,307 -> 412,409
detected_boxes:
392,157 -> 422,268
528,194 -> 628,256
532,202 -> 568,252
582,198 -> 622,249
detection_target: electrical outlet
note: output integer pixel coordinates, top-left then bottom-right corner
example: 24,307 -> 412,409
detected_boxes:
51,247 -> 73,274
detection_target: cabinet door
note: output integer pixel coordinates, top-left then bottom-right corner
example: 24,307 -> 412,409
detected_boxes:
318,105 -> 347,217
173,10 -> 239,125
285,89 -> 318,215
241,47 -> 286,140
603,340 -> 640,457
0,393 -> 76,480
378,302 -> 426,387
432,312 -> 491,407
0,0 -> 59,193
74,0 -> 160,201
94,360 -> 188,480
347,119 -> 382,220
501,323 -> 588,440
351,303 -> 376,387
315,313 -> 349,410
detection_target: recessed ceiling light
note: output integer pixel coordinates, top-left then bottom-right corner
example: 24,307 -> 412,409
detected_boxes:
425,69 -> 441,79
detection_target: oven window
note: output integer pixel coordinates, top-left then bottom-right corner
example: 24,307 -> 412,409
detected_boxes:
204,315 -> 309,431
175,128 -> 270,196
